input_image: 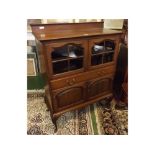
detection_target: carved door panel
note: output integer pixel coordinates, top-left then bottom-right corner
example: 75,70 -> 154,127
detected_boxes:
87,77 -> 113,99
52,82 -> 86,111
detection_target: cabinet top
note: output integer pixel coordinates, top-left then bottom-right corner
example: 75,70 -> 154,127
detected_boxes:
30,22 -> 122,41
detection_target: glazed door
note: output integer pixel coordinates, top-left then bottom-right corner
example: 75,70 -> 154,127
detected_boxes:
52,82 -> 86,112
87,77 -> 113,100
89,37 -> 119,69
45,40 -> 88,78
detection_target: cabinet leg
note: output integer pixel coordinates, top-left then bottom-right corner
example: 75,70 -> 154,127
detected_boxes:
99,96 -> 113,108
44,95 -> 50,111
52,118 -> 58,133
110,98 -> 117,110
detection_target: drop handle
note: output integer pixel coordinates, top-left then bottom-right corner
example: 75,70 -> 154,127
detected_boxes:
66,80 -> 74,86
66,78 -> 76,86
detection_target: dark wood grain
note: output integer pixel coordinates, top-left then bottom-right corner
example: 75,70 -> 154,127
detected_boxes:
31,22 -> 122,41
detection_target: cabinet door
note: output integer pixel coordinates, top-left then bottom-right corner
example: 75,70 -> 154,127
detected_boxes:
52,82 -> 86,111
45,40 -> 88,78
87,77 -> 113,100
89,37 -> 119,69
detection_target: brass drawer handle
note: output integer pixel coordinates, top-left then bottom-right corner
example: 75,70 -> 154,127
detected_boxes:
66,78 -> 76,86
68,81 -> 74,86
66,80 -> 73,86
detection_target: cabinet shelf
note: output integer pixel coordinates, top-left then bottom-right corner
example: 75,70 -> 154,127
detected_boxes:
91,52 -> 114,66
52,57 -> 83,74
52,56 -> 84,63
91,50 -> 114,56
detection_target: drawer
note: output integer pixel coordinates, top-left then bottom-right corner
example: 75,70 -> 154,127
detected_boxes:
50,66 -> 115,90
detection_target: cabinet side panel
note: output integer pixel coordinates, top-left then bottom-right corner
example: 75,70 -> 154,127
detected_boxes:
35,39 -> 46,74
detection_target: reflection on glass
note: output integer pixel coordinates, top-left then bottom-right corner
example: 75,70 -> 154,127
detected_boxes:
105,40 -> 115,50
70,58 -> 83,71
53,61 -> 68,74
91,40 -> 115,66
68,44 -> 83,57
51,43 -> 84,75
91,55 -> 102,66
52,48 -> 68,60
51,43 -> 84,61
92,41 -> 105,54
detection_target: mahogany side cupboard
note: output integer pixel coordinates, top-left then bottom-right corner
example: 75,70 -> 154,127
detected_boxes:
30,22 -> 123,132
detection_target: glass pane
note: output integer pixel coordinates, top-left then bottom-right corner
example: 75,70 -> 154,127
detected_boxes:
51,43 -> 84,74
68,44 -> 83,57
92,42 -> 105,54
51,47 -> 68,61
91,54 -> 102,66
70,58 -> 83,71
53,61 -> 68,74
105,40 -> 115,50
91,40 -> 115,66
103,53 -> 114,63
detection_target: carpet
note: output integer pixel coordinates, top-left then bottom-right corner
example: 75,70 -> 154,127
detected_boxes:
27,90 -> 128,135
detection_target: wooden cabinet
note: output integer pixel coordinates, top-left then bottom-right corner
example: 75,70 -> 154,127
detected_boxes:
31,22 -> 122,132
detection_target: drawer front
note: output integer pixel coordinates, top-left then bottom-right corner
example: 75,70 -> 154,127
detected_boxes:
50,66 -> 115,90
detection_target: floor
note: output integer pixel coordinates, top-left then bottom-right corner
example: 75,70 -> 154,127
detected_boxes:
27,90 -> 128,135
